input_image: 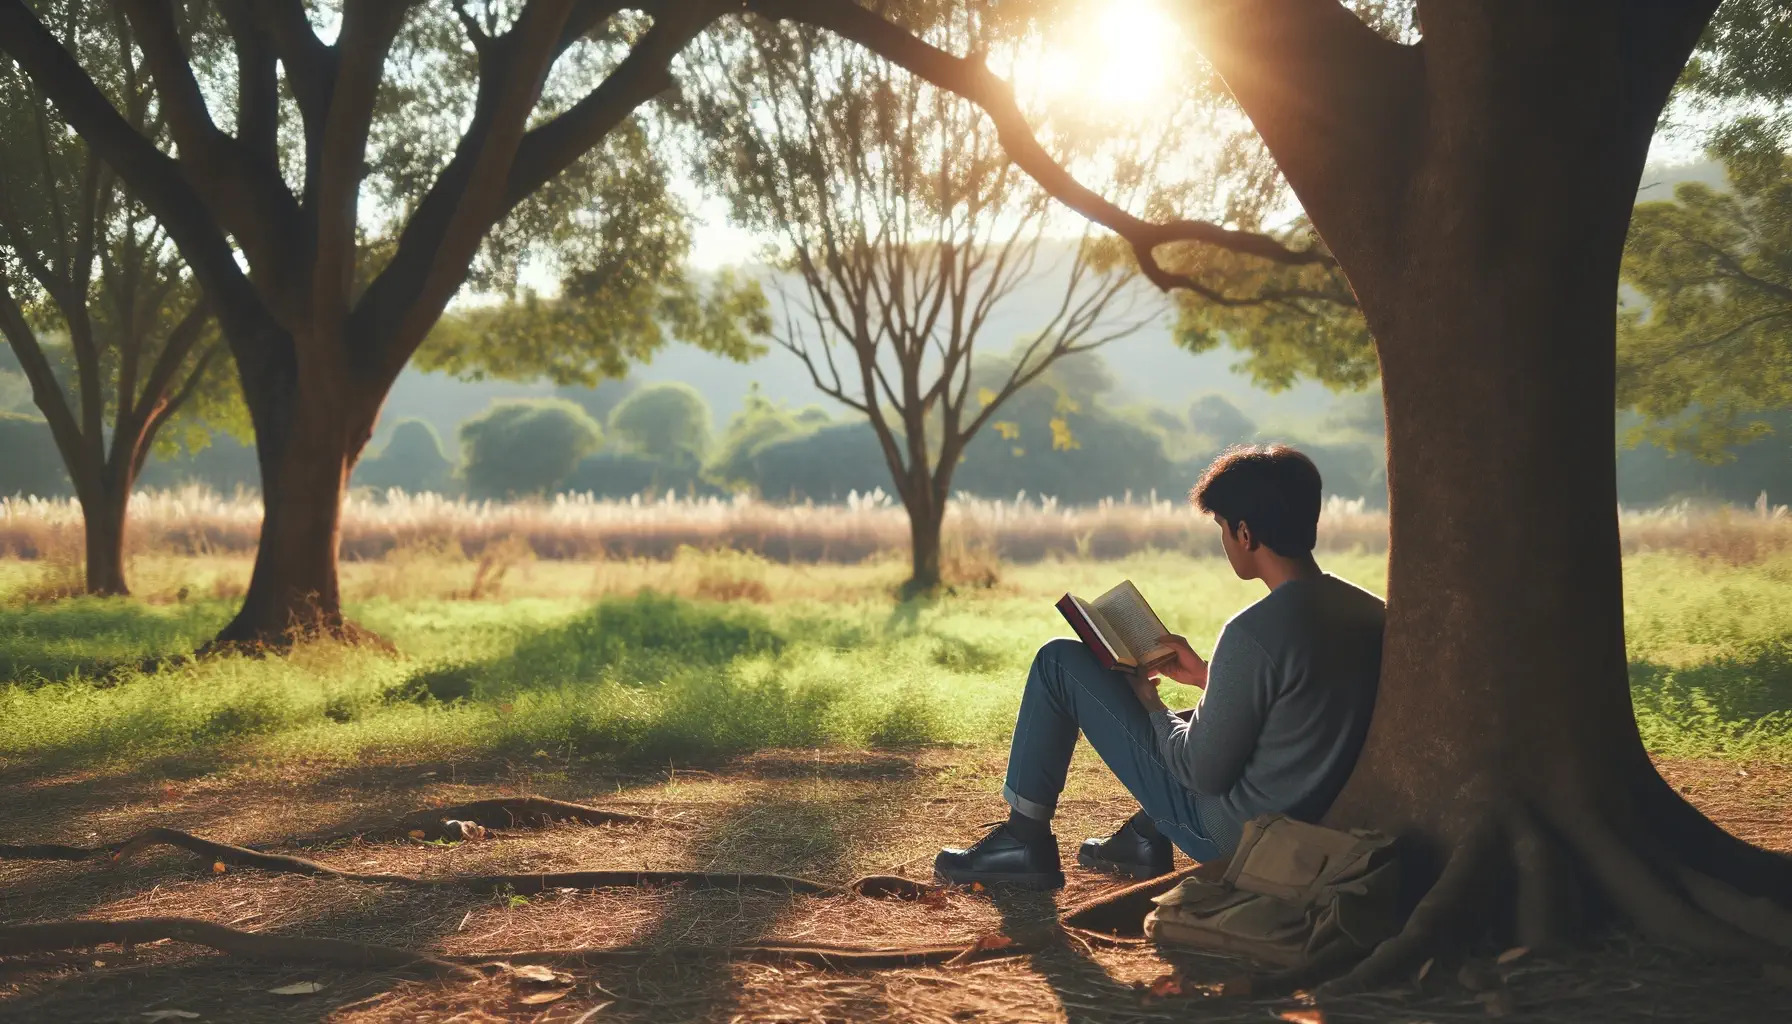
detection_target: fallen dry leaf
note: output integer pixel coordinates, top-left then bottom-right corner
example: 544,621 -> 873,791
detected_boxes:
511,964 -> 573,985
518,989 -> 570,1006
407,829 -> 426,840
1477,990 -> 1515,1017
210,861 -> 227,875
970,881 -> 985,892
1278,1010 -> 1325,1024
1495,946 -> 1530,965
1146,973 -> 1184,998
268,981 -> 326,996
141,1012 -> 201,1021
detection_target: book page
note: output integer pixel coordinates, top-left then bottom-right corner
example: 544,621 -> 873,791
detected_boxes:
1091,580 -> 1170,664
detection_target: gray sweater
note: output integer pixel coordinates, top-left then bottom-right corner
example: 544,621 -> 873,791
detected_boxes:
1149,573 -> 1385,856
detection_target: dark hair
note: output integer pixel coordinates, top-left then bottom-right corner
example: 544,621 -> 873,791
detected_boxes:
1190,444 -> 1322,556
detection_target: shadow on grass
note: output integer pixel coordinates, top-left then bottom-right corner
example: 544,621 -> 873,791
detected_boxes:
1630,639 -> 1792,758
0,598 -> 226,684
379,592 -> 957,767
0,758 -> 922,1024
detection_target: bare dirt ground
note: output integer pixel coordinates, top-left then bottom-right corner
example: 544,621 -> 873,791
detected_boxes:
2,749 -> 1789,1023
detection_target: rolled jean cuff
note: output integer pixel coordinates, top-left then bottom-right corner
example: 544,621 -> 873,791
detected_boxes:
1002,784 -> 1055,821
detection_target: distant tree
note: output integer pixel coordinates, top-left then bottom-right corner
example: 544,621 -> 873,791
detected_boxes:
354,419 -> 453,495
0,17 -> 233,595
0,411 -> 70,499
690,11 -> 1201,593
458,399 -> 603,500
606,382 -> 713,467
1617,131 -> 1792,459
704,384 -> 831,493
556,378 -> 640,426
1186,393 -> 1258,447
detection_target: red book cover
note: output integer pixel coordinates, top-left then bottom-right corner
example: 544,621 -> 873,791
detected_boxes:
1056,593 -> 1125,670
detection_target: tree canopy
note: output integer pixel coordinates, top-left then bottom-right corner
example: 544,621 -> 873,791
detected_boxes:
606,381 -> 713,467
1619,139 -> 1792,458
458,398 -> 603,500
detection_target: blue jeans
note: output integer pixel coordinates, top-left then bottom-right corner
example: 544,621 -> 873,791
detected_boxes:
1002,638 -> 1222,862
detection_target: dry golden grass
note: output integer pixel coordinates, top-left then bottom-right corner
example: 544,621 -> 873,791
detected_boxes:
5,488 -> 1791,573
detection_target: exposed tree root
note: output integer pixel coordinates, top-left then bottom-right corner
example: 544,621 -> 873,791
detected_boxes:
1559,808 -> 1763,958
1676,868 -> 1792,952
10,788 -> 1790,997
0,917 -> 477,979
1647,771 -> 1792,905
0,797 -> 683,862
305,796 -> 687,844
1059,866 -> 1200,935
197,618 -> 396,659
1507,802 -> 1582,952
0,917 -> 1035,975
1,826 -> 931,899
450,938 -> 1036,970
1321,819 -> 1500,995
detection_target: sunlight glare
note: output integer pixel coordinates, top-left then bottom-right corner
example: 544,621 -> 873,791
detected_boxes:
1032,0 -> 1183,117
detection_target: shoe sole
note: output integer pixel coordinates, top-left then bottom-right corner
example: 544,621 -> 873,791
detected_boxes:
933,868 -> 1065,890
1076,847 -> 1170,880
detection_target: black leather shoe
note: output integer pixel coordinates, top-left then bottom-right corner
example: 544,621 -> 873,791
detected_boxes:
934,823 -> 1065,890
1077,816 -> 1173,879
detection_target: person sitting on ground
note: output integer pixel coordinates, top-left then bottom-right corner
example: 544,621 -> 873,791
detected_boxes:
935,444 -> 1386,888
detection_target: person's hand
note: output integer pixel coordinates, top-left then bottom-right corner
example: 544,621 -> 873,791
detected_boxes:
1155,634 -> 1208,690
1128,668 -> 1169,713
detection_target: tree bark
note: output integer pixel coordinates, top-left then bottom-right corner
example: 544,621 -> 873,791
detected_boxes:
206,354 -> 382,650
904,498 -> 944,598
77,468 -> 132,597
1176,2 -> 1792,981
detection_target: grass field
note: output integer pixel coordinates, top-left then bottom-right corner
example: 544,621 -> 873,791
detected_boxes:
4,544 -> 1789,780
5,543 -> 1792,1022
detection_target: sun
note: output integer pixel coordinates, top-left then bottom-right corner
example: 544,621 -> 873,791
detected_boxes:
1026,0 -> 1184,116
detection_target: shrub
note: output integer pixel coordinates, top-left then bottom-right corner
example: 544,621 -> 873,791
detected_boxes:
1187,393 -> 1258,447
355,418 -> 453,494
0,413 -> 71,499
607,382 -> 713,468
746,422 -> 893,501
706,386 -> 831,491
458,398 -> 603,499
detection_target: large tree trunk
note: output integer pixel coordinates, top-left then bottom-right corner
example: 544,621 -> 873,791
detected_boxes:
1230,4 -> 1792,984
78,468 -> 132,597
207,355 -> 382,650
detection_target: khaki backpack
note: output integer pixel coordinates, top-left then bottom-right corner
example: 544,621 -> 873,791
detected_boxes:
1143,814 -> 1402,968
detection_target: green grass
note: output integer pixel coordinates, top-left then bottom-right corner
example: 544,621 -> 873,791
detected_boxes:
2,549 -> 1789,776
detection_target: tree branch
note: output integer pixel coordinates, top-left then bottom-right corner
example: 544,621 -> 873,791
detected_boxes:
119,0 -> 300,282
217,0 -> 281,168
354,1 -> 714,383
503,3 -> 712,206
309,0 -> 414,343
248,0 -> 336,134
742,0 -> 1339,294
137,343 -> 221,480
0,284 -> 87,478
0,0 -> 266,342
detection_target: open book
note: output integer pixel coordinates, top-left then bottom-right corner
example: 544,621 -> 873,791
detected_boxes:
1056,580 -> 1176,671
